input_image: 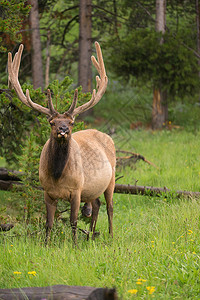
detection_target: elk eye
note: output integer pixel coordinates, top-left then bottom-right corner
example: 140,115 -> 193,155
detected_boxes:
50,121 -> 55,127
71,122 -> 74,126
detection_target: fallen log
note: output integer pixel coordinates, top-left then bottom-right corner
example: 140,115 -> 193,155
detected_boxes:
114,184 -> 200,198
0,179 -> 23,191
1,179 -> 200,198
0,224 -> 14,232
0,285 -> 117,300
1,168 -> 200,198
0,168 -> 22,181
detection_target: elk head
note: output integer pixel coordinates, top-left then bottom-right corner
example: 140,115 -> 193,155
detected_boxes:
49,114 -> 74,142
46,89 -> 77,143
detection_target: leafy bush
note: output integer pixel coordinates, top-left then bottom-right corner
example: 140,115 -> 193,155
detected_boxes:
108,29 -> 199,99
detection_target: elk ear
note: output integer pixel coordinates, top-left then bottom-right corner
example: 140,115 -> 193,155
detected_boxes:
49,120 -> 55,127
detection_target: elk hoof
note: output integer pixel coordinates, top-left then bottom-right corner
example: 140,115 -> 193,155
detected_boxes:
81,203 -> 92,218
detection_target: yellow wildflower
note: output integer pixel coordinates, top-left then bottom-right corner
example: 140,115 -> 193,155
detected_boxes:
28,271 -> 37,276
13,271 -> 21,275
136,278 -> 147,283
147,286 -> 156,295
128,289 -> 138,294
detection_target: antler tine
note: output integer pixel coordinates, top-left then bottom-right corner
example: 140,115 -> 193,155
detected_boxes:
7,44 -> 55,116
8,44 -> 23,89
47,89 -> 56,115
25,89 -> 52,116
66,89 -> 78,116
13,44 -> 23,78
71,42 -> 108,117
8,49 -> 29,105
94,41 -> 106,78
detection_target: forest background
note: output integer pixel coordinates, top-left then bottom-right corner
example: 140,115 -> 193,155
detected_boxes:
1,1 -> 200,299
1,0 -> 200,167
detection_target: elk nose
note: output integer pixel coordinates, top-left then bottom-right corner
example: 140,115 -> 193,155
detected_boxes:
59,125 -> 69,133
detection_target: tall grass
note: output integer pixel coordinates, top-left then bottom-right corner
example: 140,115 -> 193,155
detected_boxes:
1,128 -> 200,299
1,195 -> 200,299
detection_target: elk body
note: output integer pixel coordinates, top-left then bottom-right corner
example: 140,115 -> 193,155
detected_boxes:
8,42 -> 116,243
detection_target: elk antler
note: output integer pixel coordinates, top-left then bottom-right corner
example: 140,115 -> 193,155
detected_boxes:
8,45 -> 55,116
66,41 -> 108,117
8,42 -> 107,118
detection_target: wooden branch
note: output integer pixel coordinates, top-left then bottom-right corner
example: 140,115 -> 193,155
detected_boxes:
116,150 -> 159,169
114,184 -> 200,198
0,180 -> 23,191
0,285 -> 117,300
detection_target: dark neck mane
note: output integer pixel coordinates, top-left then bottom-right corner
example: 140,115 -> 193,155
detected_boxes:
48,136 -> 70,180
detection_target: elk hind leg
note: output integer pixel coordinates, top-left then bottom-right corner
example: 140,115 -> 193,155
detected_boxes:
104,175 -> 115,238
90,198 -> 101,240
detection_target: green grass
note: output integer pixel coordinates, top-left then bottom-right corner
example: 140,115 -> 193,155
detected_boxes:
1,129 -> 200,299
115,129 -> 200,192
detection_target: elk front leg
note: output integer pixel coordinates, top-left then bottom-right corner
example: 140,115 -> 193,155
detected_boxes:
70,193 -> 81,244
45,192 -> 57,245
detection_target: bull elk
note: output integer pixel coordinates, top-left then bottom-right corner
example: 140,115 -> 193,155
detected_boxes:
7,42 -> 116,243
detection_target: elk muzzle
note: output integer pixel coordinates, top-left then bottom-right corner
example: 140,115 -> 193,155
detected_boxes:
57,125 -> 70,139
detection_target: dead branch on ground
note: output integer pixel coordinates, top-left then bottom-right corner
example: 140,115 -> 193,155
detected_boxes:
114,184 -> 200,198
116,150 -> 159,169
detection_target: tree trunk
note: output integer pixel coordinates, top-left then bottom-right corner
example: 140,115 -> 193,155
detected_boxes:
78,0 -> 92,118
45,30 -> 51,88
152,88 -> 168,129
78,0 -> 92,93
29,0 -> 44,90
152,0 -> 167,129
196,0 -> 200,104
